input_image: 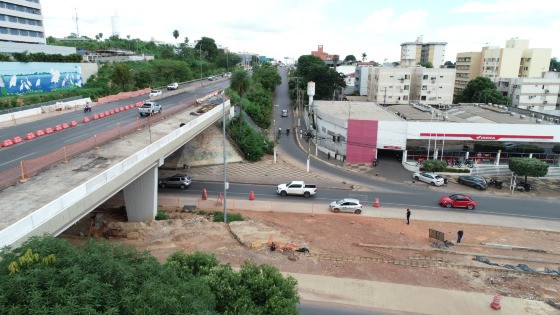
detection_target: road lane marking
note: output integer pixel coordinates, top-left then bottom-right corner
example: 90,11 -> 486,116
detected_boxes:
0,152 -> 35,167
64,133 -> 90,143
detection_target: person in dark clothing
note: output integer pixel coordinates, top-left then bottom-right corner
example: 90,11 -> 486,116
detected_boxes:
406,209 -> 411,225
327,152 -> 331,160
457,230 -> 464,243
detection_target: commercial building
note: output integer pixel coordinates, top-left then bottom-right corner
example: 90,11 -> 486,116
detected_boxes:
367,66 -> 455,105
311,45 -> 333,61
454,39 -> 552,95
400,36 -> 447,68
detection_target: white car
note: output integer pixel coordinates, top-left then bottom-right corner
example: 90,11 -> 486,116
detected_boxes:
149,89 -> 163,97
329,198 -> 362,214
167,83 -> 179,90
413,172 -> 445,186
281,109 -> 288,117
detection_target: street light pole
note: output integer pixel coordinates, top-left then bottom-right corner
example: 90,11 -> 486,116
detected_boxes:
199,45 -> 203,79
222,96 -> 227,223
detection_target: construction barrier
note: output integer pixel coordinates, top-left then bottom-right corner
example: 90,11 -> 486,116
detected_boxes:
35,130 -> 45,137
83,117 -> 90,123
12,136 -> 22,144
249,191 -> 255,200
490,294 -> 501,310
25,133 -> 35,140
96,88 -> 151,105
374,197 -> 380,208
202,189 -> 208,200
0,96 -> 200,189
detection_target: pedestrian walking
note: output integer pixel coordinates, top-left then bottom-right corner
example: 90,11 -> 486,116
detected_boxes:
457,230 -> 464,243
406,209 -> 411,225
327,152 -> 331,160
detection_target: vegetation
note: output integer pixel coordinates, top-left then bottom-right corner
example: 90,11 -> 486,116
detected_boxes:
460,77 -> 510,105
418,61 -> 433,68
508,157 -> 549,184
0,88 -> 103,109
210,211 -> 244,223
550,57 -> 559,71
4,51 -> 82,63
419,159 -> 447,172
444,61 -> 455,68
290,55 -> 346,101
155,210 -> 169,220
343,55 -> 356,63
0,53 -> 11,61
0,236 -> 299,314
226,116 -> 275,161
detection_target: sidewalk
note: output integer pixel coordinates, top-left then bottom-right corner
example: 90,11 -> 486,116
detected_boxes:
158,196 -> 560,232
288,272 -> 555,315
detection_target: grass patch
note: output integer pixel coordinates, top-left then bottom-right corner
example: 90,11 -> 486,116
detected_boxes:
210,211 -> 244,223
155,210 -> 168,220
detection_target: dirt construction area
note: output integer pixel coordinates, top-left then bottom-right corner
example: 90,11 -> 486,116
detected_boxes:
62,205 -> 560,311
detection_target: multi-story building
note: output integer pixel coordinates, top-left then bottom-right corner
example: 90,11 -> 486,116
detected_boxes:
311,45 -> 333,61
367,66 -> 455,105
0,0 -> 45,44
494,74 -> 560,111
454,39 -> 552,96
354,63 -> 376,96
400,36 -> 447,68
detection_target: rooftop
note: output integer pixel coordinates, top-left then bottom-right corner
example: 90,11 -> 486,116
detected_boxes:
315,101 -> 401,122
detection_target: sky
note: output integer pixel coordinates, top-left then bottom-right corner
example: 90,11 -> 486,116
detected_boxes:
42,0 -> 559,63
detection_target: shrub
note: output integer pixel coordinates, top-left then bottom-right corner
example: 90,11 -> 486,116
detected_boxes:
420,159 -> 447,172
211,211 -> 243,223
155,210 -> 168,220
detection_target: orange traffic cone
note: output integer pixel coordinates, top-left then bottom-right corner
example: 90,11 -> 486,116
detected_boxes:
249,191 -> 255,200
374,197 -> 380,208
490,294 -> 501,310
202,188 -> 207,200
216,193 -> 223,206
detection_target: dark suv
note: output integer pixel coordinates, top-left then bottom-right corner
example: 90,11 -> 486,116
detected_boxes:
158,174 -> 192,189
457,175 -> 488,190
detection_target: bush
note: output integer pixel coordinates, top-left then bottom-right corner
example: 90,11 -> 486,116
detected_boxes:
419,159 -> 447,172
227,116 -> 275,161
210,211 -> 243,223
155,210 -> 168,220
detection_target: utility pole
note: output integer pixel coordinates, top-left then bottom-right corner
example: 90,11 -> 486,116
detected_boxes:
74,8 -> 79,37
222,96 -> 227,223
199,45 -> 203,79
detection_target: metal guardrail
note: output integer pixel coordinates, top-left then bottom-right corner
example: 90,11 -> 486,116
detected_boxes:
0,95 -> 83,115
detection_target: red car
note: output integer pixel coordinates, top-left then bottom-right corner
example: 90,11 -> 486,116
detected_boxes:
439,194 -> 477,210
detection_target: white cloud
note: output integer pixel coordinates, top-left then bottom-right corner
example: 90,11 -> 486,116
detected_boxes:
360,8 -> 428,33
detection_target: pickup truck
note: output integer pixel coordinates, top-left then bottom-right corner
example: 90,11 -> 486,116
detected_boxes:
138,101 -> 162,117
277,181 -> 317,198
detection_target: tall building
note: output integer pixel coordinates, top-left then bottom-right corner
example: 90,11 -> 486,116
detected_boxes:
454,39 -> 552,96
311,45 -> 333,61
0,0 -> 45,44
400,36 -> 447,68
494,73 -> 560,111
367,66 -> 455,105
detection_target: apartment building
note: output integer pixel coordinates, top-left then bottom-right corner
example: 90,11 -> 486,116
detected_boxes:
367,66 -> 455,105
0,0 -> 45,44
400,36 -> 447,68
494,75 -> 560,111
454,39 -> 552,96
354,63 -> 375,96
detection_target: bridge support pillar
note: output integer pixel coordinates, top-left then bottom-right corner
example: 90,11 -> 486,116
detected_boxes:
123,166 -> 157,221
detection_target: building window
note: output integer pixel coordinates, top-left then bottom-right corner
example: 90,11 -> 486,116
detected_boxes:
403,95 -> 409,101
440,76 -> 443,78
0,14 -> 4,21
524,67 -> 528,71
0,27 -> 8,34
422,85 -> 427,90
421,96 -> 426,100
8,16 -> 16,22
9,28 -> 18,35
404,85 -> 409,90
19,30 -> 28,36
423,75 -> 428,80
404,75 -> 410,79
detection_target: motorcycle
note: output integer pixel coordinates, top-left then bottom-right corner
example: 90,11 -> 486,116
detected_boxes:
372,158 -> 378,167
488,177 -> 503,189
516,181 -> 532,192
83,105 -> 92,113
286,128 -> 290,135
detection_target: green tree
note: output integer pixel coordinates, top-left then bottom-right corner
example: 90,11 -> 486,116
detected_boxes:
508,157 -> 549,185
419,61 -> 433,68
420,159 -> 447,172
194,37 -> 219,60
460,76 -> 510,104
0,53 -> 11,61
361,52 -> 367,61
252,64 -> 281,93
111,62 -> 132,90
550,57 -> 560,71
230,69 -> 251,98
184,37 -> 189,44
343,55 -> 356,63
295,55 -> 346,100
392,61 -> 400,67
172,29 -> 179,45
444,61 -> 455,68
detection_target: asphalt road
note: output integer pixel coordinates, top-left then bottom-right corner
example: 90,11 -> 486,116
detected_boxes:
0,80 -> 229,171
162,181 -> 560,220
298,302 -> 391,315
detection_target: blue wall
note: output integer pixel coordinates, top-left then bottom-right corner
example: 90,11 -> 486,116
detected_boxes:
0,62 -> 83,96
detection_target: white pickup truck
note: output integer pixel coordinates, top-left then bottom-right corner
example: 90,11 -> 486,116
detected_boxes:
277,181 -> 317,198
138,101 -> 162,117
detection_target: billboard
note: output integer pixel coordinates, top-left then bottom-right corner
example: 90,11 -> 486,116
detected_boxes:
0,62 -> 83,96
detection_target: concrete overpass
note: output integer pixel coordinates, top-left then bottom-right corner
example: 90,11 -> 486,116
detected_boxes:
0,100 -> 232,249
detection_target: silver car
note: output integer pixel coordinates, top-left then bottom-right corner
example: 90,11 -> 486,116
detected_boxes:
413,172 -> 445,186
158,174 -> 191,189
329,198 -> 362,214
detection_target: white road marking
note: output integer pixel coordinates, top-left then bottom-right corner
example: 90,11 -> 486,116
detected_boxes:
64,133 -> 90,143
0,152 -> 35,166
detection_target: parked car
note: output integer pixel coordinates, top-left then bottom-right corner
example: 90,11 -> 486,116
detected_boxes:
158,174 -> 191,189
329,198 -> 363,214
281,109 -> 288,117
439,194 -> 477,210
277,181 -> 317,198
167,82 -> 179,90
412,172 -> 445,186
457,175 -> 488,190
138,101 -> 162,117
149,89 -> 162,97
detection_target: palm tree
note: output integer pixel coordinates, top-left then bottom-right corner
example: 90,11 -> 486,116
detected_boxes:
230,69 -> 251,138
172,30 -> 179,45
362,52 -> 367,62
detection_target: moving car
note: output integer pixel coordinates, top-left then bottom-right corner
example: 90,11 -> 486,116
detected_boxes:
457,175 -> 488,190
439,194 -> 477,210
167,82 -> 179,90
149,89 -> 162,97
138,101 -> 162,117
277,181 -> 317,198
158,174 -> 191,189
412,172 -> 445,186
329,198 -> 363,214
281,109 -> 288,117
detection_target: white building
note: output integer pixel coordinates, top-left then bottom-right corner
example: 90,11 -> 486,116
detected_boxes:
400,36 -> 447,68
0,0 -> 45,44
367,66 -> 455,105
354,64 -> 374,96
495,76 -> 560,111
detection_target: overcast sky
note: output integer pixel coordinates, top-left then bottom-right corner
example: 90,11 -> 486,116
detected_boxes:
42,0 -> 559,63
